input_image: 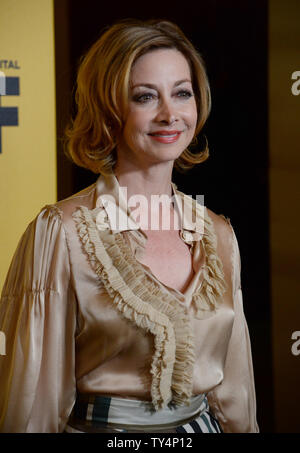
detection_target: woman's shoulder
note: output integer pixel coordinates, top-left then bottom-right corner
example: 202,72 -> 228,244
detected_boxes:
205,207 -> 232,229
205,206 -> 234,247
174,186 -> 232,233
39,181 -> 98,224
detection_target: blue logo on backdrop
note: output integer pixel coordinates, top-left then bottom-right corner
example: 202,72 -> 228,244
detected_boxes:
0,73 -> 20,154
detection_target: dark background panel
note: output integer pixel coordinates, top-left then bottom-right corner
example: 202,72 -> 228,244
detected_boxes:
54,0 -> 273,432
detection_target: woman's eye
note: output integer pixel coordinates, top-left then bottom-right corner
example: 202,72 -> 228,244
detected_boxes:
132,93 -> 155,103
176,90 -> 193,99
132,90 -> 193,104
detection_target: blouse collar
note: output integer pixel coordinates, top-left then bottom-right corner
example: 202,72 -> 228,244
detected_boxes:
95,172 -> 204,245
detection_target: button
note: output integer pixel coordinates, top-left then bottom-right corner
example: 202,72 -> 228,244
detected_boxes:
181,231 -> 194,243
96,209 -> 110,231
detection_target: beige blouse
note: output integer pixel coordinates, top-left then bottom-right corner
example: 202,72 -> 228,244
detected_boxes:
0,173 -> 259,433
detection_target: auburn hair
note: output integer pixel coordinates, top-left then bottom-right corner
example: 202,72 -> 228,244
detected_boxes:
65,18 -> 211,174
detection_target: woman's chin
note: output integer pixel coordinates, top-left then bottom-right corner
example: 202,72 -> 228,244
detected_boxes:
143,148 -> 184,164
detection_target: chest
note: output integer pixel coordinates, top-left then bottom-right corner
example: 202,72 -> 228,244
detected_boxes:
138,229 -> 194,293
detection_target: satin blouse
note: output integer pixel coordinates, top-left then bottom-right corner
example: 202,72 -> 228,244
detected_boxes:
0,173 -> 259,433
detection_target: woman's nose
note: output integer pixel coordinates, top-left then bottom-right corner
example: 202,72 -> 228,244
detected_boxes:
155,99 -> 178,124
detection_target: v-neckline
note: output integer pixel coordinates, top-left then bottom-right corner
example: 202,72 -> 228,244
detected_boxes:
124,230 -> 206,309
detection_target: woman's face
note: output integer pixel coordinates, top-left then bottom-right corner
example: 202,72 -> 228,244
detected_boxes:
117,48 -> 198,168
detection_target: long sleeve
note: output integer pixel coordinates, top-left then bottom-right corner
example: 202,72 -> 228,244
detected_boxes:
207,226 -> 259,433
0,206 -> 77,433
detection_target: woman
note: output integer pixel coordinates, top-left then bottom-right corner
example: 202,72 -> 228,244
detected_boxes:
0,19 -> 259,433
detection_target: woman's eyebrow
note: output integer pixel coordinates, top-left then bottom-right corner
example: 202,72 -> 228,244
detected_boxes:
130,79 -> 192,90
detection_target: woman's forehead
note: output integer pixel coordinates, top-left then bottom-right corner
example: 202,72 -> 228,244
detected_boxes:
130,48 -> 192,86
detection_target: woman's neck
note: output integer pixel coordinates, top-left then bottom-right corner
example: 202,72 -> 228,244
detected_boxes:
114,161 -> 174,202
114,159 -> 176,232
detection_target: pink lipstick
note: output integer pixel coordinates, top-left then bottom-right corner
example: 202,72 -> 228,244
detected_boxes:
148,130 -> 182,144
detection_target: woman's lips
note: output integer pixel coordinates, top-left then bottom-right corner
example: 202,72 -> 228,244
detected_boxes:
148,130 -> 182,144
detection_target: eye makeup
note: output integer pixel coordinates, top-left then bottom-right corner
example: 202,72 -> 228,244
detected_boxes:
132,89 -> 194,104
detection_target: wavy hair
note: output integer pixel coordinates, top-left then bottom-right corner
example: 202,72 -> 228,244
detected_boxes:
65,18 -> 211,175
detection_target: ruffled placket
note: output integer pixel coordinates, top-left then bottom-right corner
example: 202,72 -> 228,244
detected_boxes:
72,193 -> 227,410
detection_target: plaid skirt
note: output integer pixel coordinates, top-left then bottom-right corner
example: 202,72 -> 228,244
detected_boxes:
64,393 -> 223,433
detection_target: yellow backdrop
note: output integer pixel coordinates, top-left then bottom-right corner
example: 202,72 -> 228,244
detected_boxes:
0,0 -> 56,291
